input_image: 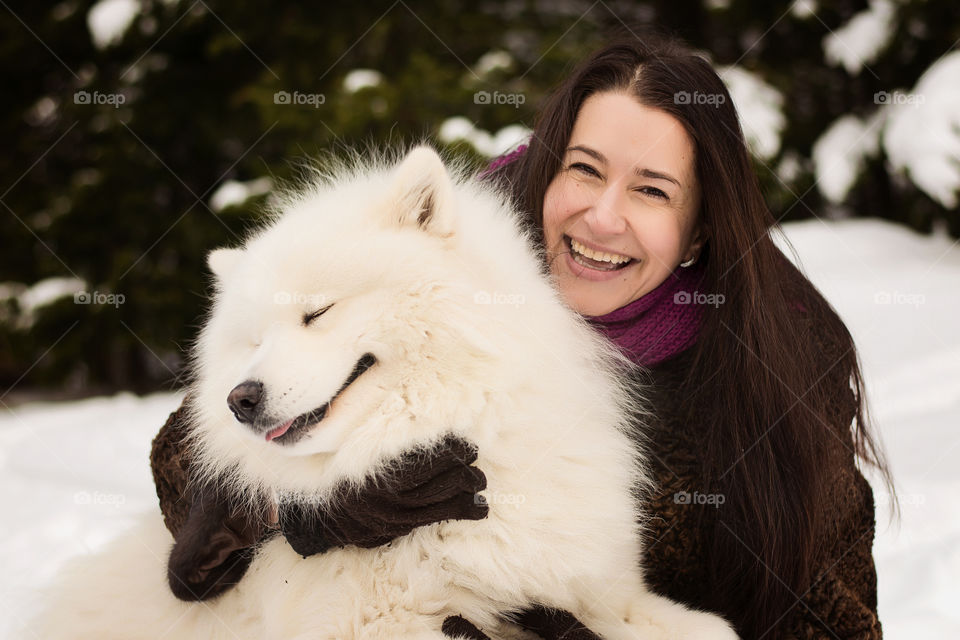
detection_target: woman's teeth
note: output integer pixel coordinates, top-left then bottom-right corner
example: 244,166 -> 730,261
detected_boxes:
569,237 -> 633,271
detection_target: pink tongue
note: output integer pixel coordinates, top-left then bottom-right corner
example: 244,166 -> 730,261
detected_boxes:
265,419 -> 294,442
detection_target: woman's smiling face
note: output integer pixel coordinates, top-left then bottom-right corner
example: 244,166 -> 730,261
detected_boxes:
543,90 -> 705,316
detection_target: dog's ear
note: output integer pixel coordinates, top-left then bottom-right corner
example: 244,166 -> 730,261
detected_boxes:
387,145 -> 456,238
207,248 -> 244,283
166,483 -> 266,601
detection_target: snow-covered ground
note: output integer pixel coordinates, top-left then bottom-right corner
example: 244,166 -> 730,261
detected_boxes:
1,218 -> 958,638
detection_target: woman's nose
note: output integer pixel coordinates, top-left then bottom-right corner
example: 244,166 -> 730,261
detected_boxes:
583,185 -> 628,235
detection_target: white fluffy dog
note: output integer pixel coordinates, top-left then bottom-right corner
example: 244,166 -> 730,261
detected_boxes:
35,146 -> 737,639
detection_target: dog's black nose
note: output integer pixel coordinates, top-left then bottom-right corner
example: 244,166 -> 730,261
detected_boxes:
227,381 -> 263,424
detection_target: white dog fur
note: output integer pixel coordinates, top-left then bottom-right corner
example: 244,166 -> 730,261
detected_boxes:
34,146 -> 737,639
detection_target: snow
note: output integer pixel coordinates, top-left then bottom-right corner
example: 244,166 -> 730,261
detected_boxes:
776,219 -> 960,638
87,0 -> 140,50
0,277 -> 86,329
812,49 -> 960,210
791,0 -> 818,19
882,50 -> 960,209
2,218 -> 959,637
16,278 -> 86,314
438,117 -> 532,158
823,0 -> 897,75
775,150 -> 805,184
704,0 -> 731,10
0,392 -> 181,633
719,66 -> 786,160
812,113 -> 881,203
26,97 -> 58,126
342,69 -> 384,93
209,176 -> 273,212
474,50 -> 514,76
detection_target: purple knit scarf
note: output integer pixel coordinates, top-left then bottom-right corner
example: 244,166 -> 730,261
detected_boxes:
583,262 -> 707,367
479,143 -> 528,178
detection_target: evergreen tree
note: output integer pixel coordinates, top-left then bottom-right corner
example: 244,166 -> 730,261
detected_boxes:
1,0 -> 956,393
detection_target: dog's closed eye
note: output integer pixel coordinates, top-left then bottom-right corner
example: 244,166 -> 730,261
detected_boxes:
303,304 -> 334,327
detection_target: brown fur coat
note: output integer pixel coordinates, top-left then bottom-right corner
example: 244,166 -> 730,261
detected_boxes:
640,348 -> 881,638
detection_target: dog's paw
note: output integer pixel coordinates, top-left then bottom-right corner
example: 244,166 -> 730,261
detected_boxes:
676,610 -> 739,640
622,594 -> 739,640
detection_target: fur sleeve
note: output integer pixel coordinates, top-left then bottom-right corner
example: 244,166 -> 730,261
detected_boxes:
785,462 -> 883,639
150,401 -> 196,537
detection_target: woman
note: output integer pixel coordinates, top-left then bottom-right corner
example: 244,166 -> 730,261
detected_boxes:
152,31 -> 892,639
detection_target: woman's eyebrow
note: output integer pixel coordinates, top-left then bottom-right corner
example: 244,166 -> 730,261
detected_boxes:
567,144 -> 680,187
635,167 -> 680,187
567,145 -> 606,163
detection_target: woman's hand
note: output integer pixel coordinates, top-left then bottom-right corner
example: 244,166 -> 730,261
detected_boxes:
442,606 -> 602,640
280,434 -> 489,556
152,407 -> 488,599
166,481 -> 269,601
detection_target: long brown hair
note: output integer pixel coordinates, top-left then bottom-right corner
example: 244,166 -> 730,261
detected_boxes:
489,29 -> 894,639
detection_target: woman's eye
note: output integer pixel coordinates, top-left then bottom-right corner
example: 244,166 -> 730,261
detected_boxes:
569,162 -> 601,178
638,186 -> 669,201
303,304 -> 334,326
